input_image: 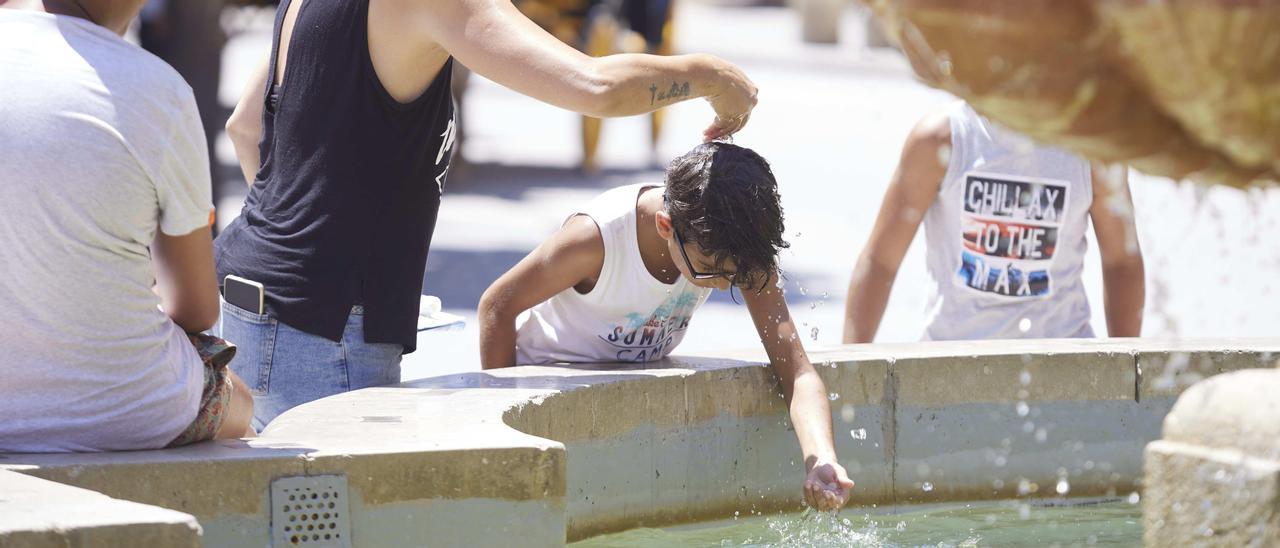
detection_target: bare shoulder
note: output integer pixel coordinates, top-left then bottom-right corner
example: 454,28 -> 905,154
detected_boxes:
906,111 -> 952,152
890,110 -> 952,194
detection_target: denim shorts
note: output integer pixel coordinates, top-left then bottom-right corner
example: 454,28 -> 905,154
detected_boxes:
218,300 -> 403,431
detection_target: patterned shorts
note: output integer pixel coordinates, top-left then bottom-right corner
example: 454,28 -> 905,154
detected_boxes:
166,333 -> 238,447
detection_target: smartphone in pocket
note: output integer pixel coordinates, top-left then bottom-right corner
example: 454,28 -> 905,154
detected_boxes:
224,275 -> 265,315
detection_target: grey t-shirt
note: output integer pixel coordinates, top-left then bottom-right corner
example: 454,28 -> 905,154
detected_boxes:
0,10 -> 213,451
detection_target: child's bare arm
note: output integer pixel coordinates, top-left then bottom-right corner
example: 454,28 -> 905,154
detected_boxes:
1089,164 -> 1145,337
743,275 -> 854,510
478,216 -> 605,369
843,114 -> 949,343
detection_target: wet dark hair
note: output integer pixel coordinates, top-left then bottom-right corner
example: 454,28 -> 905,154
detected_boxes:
663,141 -> 788,292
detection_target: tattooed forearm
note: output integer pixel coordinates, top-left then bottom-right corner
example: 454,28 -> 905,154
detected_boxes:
649,81 -> 692,105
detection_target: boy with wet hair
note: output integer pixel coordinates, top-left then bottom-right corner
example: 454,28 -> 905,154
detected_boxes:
479,142 -> 853,510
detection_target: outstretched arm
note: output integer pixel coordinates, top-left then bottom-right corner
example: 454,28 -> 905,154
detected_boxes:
1090,164 -> 1145,337
415,0 -> 756,140
744,275 -> 853,511
478,215 -> 606,368
842,114 -> 949,343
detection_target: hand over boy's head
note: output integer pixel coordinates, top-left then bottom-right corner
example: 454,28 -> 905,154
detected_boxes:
663,142 -> 788,292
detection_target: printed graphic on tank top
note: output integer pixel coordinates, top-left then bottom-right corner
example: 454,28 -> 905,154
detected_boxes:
596,288 -> 705,362
956,171 -> 1071,299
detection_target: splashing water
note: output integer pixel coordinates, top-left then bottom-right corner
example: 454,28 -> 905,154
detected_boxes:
572,502 -> 1142,547
810,327 -> 820,341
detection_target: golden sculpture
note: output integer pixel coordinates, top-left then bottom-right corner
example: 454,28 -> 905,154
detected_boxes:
863,0 -> 1280,187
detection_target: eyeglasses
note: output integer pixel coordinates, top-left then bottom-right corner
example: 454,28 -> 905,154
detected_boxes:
672,226 -> 736,280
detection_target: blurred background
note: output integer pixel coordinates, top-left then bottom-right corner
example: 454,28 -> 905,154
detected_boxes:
139,0 -> 1280,379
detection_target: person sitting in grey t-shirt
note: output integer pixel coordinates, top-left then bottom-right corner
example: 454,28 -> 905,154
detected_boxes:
0,0 -> 254,452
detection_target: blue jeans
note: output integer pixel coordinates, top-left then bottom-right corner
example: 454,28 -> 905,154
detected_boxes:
219,300 -> 403,431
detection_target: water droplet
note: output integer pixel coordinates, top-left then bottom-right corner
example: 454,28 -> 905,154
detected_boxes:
1015,401 -> 1029,417
937,51 -> 954,75
994,455 -> 1007,467
841,404 -> 856,423
1018,317 -> 1032,333
1127,492 -> 1141,504
1020,370 -> 1032,385
775,278 -> 784,289
1019,504 -> 1031,520
849,428 -> 867,440
1035,428 -> 1048,443
810,327 -> 820,340
921,482 -> 934,492
1017,479 -> 1032,495
1022,421 -> 1035,434
1055,479 -> 1070,495
828,392 -> 840,401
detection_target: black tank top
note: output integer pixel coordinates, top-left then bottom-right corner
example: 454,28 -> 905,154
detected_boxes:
215,0 -> 454,352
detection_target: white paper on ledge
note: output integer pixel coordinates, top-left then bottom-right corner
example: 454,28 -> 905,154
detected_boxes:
418,295 -> 465,332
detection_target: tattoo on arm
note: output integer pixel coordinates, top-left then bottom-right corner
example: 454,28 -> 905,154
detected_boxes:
649,81 -> 692,105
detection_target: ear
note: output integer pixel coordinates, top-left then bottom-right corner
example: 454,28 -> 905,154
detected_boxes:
654,210 -> 675,240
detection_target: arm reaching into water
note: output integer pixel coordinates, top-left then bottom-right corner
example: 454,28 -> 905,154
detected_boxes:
745,274 -> 854,511
478,216 -> 606,368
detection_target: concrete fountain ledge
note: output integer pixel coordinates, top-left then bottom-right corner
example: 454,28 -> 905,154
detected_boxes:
2,338 -> 1277,547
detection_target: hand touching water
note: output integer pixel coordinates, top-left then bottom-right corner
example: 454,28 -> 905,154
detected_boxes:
805,460 -> 855,511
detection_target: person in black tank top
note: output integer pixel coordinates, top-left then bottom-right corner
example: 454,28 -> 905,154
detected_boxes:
217,0 -> 760,428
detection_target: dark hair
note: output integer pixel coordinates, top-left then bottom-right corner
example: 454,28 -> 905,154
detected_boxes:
663,141 -> 788,292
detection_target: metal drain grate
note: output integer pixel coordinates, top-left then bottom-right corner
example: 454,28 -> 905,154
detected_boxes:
270,475 -> 352,547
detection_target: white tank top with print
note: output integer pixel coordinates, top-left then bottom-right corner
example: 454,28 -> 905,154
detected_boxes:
921,102 -> 1095,340
515,183 -> 713,364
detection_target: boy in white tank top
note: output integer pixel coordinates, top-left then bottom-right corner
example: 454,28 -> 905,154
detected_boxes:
843,102 -> 1146,343
480,143 -> 854,510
